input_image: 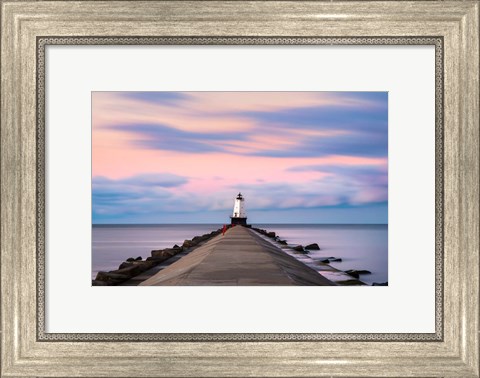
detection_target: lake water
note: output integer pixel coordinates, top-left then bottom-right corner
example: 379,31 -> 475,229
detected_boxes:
92,224 -> 388,285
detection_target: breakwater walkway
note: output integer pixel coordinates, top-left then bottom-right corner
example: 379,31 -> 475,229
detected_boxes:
139,226 -> 335,286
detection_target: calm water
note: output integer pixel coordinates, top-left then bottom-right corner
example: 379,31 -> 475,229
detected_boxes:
256,224 -> 388,285
92,224 -> 388,284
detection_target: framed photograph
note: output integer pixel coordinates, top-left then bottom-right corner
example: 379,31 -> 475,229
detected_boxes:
1,1 -> 478,377
91,90 -> 389,288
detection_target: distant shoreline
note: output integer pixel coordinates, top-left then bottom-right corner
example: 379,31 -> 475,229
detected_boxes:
92,223 -> 388,227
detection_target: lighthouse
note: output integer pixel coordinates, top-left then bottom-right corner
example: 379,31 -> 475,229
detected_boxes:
230,193 -> 248,226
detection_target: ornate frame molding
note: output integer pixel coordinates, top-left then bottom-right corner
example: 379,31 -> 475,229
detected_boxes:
36,36 -> 444,343
2,2 -> 478,377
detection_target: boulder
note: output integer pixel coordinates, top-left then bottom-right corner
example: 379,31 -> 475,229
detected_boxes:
337,279 -> 365,286
98,263 -> 151,283
330,258 -> 342,262
278,239 -> 288,245
345,269 -> 371,278
135,256 -> 142,261
138,260 -> 155,270
173,244 -> 181,249
320,259 -> 331,264
305,243 -> 320,250
118,261 -> 134,270
151,248 -> 178,259
165,248 -> 180,256
126,257 -> 135,262
95,271 -> 130,283
345,270 -> 359,278
192,235 -> 210,246
146,255 -> 168,263
92,280 -> 110,286
182,240 -> 193,248
192,235 -> 206,244
114,265 -> 144,277
266,231 -> 276,238
151,249 -> 164,257
356,270 -> 371,275
126,263 -> 151,275
293,245 -> 305,252
122,260 -> 154,269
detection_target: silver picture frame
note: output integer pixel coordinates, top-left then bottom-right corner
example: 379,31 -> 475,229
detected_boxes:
1,1 -> 478,376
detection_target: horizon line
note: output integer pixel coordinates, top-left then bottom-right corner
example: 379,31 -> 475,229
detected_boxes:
92,222 -> 388,226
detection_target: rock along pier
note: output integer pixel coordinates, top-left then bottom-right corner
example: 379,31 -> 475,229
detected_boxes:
139,225 -> 336,286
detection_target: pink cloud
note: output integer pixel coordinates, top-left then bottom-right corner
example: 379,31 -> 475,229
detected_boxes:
92,91 -> 388,220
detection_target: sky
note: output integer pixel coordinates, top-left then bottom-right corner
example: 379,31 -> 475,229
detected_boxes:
92,92 -> 388,224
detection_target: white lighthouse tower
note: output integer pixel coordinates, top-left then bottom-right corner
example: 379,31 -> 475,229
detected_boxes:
230,193 -> 247,226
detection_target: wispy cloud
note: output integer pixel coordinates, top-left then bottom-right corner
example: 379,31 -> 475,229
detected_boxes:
98,92 -> 387,159
92,173 -> 188,216
121,92 -> 190,105
93,173 -> 188,188
92,91 -> 388,223
105,123 -> 249,154
288,163 -> 388,185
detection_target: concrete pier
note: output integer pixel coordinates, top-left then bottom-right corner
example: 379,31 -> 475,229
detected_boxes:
139,226 -> 335,286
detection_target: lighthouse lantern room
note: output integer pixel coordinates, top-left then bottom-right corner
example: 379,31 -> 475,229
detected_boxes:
230,193 -> 248,226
